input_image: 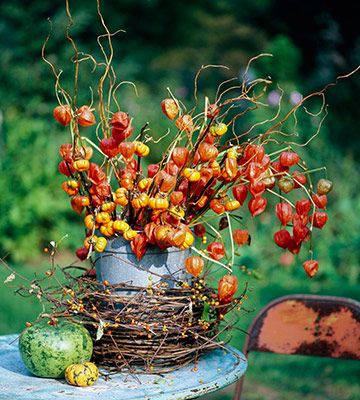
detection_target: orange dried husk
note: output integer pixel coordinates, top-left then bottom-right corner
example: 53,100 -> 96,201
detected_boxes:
161,98 -> 179,120
185,256 -> 204,277
171,147 -> 189,168
218,275 -> 238,303
175,114 -> 193,134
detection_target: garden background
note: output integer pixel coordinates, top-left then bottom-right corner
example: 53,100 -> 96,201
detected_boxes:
0,0 -> 359,399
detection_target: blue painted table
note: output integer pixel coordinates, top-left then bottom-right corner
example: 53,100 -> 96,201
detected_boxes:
0,335 -> 247,400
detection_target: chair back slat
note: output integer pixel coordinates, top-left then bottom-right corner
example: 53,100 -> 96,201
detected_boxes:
247,295 -> 360,360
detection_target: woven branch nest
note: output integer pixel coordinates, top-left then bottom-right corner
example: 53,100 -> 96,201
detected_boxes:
70,276 -> 226,373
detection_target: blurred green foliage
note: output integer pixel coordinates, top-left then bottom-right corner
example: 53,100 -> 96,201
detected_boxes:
0,2 -> 359,397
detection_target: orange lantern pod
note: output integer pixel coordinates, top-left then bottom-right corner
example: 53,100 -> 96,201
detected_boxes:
110,111 -> 130,130
81,146 -> 93,160
161,98 -> 179,120
130,233 -> 148,260
70,197 -> 85,215
171,229 -> 187,247
185,256 -> 204,277
218,275 -> 238,303
175,114 -> 193,134
207,241 -> 225,261
209,160 -> 221,178
198,143 -> 219,163
232,185 -> 248,205
58,160 -> 75,177
119,142 -> 136,160
155,171 -> 176,192
279,151 -> 300,167
303,260 -> 319,278
155,225 -> 173,245
248,196 -> 267,217
77,105 -> 96,127
222,157 -> 238,181
100,137 -> 121,159
210,199 -> 225,214
59,143 -> 73,161
243,144 -> 265,163
170,191 -> 184,206
88,163 -> 106,185
172,147 -> 189,168
276,202 -> 293,225
232,229 -> 249,246
53,105 -> 72,126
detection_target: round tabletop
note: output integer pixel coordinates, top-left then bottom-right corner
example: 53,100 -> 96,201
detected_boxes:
0,334 -> 247,400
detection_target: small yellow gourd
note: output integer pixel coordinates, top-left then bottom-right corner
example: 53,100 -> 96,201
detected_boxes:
65,362 -> 99,387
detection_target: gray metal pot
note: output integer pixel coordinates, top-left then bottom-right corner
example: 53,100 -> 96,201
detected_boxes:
95,236 -> 191,292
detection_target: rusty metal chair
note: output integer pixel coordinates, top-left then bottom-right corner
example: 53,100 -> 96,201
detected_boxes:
233,294 -> 360,400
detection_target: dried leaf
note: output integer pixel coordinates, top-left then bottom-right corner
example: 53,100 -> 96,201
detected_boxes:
219,216 -> 228,231
96,319 -> 105,341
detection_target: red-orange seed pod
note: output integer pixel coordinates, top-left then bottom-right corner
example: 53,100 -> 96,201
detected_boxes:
198,143 -> 219,163
207,241 -> 225,261
119,142 -> 135,160
170,191 -> 184,206
303,260 -> 319,278
53,105 -> 71,126
175,114 -> 193,133
77,105 -> 96,127
210,199 -> 225,214
218,275 -> 238,303
172,147 -> 189,168
161,98 -> 179,120
185,256 -> 204,277
232,229 -> 249,246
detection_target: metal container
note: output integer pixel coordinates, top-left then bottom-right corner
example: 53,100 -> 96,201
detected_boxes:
95,236 -> 191,292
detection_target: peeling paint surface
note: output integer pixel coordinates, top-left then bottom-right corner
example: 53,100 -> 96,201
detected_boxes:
0,335 -> 247,400
249,297 -> 360,360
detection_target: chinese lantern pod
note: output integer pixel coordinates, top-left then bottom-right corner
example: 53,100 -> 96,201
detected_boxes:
218,275 -> 238,303
185,256 -> 204,277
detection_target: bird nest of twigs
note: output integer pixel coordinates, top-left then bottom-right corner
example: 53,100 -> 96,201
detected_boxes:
50,271 -> 246,374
